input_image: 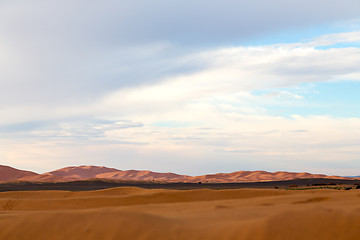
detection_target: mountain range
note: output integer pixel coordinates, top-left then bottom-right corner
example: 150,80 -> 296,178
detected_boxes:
0,165 -> 354,183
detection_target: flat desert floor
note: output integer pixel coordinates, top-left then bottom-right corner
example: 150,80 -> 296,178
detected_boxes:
1,187 -> 360,239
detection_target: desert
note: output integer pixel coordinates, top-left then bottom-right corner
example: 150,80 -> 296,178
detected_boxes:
2,183 -> 360,239
2,165 -> 360,239
2,1 -> 360,239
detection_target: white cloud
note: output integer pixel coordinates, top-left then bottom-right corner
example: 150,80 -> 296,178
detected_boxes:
1,0 -> 360,108
1,0 -> 360,176
100,31 -> 360,116
305,31 -> 360,47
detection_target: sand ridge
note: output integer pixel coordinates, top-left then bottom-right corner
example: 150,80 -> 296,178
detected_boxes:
1,187 -> 360,239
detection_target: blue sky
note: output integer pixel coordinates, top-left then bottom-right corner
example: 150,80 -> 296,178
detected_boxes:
1,0 -> 360,176
252,81 -> 360,118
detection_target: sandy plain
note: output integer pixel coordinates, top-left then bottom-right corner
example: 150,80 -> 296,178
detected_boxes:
1,187 -> 360,240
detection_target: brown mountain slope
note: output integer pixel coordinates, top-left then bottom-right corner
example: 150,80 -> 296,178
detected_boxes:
1,165 -> 352,183
97,170 -> 190,182
189,171 -> 334,183
19,166 -> 191,182
0,165 -> 38,182
20,166 -> 120,182
19,173 -> 67,182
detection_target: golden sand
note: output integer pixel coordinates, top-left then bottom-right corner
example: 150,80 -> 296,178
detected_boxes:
1,187 -> 360,239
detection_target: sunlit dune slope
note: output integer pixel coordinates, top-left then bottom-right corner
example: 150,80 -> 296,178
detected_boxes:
1,187 -> 360,239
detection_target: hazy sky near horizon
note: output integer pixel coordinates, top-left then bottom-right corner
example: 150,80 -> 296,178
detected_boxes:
1,0 -> 360,175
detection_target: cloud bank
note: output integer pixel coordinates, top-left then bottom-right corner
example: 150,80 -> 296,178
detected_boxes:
1,0 -> 360,175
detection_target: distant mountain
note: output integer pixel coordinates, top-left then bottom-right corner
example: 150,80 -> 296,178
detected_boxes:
343,175 -> 360,178
19,166 -> 120,182
0,165 -> 38,182
0,165 -> 353,183
19,166 -> 191,182
96,169 -> 189,182
188,171 -> 335,183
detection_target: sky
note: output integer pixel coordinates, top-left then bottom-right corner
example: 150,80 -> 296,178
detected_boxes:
1,0 -> 360,176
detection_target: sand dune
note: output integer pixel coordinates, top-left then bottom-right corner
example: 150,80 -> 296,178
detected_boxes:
1,187 -> 360,239
18,165 -> 120,182
189,170 -> 336,182
0,165 -> 38,182
97,169 -> 188,182
1,165 -> 351,183
18,172 -> 67,182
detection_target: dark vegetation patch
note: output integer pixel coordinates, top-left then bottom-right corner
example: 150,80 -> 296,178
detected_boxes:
1,178 -> 360,192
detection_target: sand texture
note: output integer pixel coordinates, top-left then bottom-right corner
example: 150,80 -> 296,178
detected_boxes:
1,187 -> 360,239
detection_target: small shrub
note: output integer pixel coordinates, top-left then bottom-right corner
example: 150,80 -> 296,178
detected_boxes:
1,200 -> 22,211
344,187 -> 352,190
356,185 -> 360,189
